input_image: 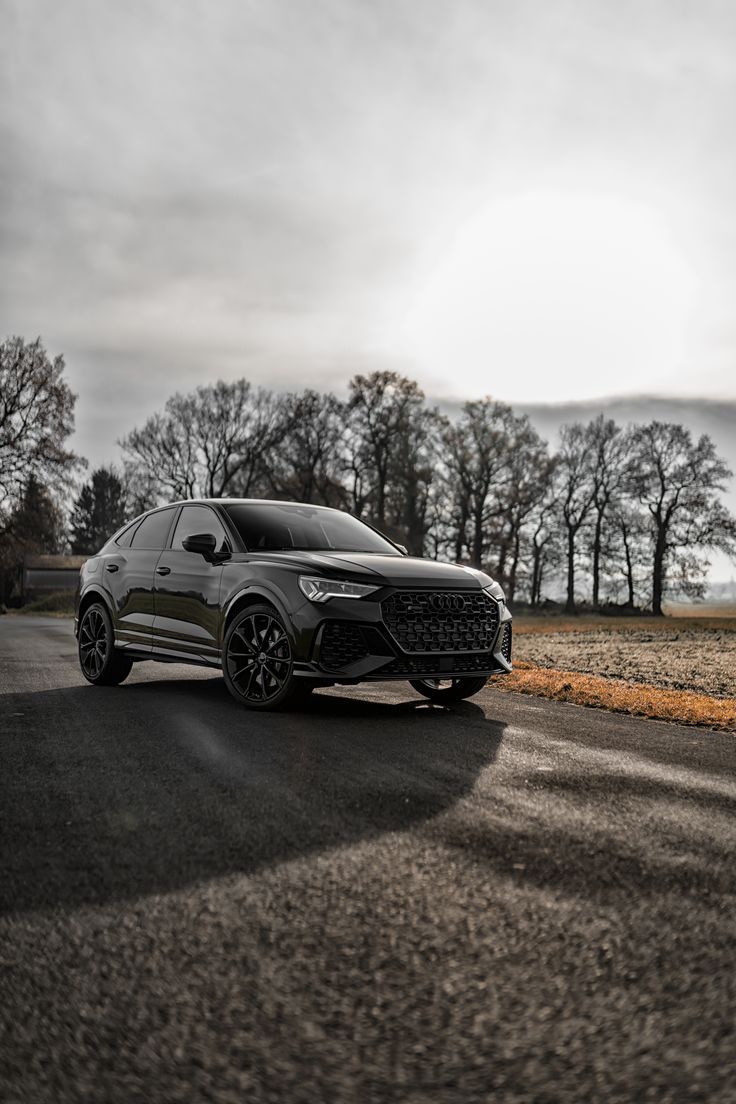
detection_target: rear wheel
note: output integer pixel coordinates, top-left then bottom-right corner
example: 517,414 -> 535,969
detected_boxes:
223,605 -> 301,711
409,675 -> 488,703
78,602 -> 133,686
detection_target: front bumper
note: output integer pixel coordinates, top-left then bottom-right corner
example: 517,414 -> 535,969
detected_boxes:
291,590 -> 512,682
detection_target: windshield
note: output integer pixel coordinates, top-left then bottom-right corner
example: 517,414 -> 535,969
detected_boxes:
223,503 -> 401,555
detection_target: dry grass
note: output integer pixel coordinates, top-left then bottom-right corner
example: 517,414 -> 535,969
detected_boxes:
495,662 -> 736,731
514,614 -> 736,634
666,602 -> 736,618
512,619 -> 736,698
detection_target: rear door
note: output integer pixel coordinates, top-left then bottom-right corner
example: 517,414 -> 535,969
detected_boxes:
103,507 -> 178,651
151,504 -> 229,662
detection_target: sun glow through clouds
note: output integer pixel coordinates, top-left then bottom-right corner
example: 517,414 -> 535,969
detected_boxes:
401,192 -> 698,402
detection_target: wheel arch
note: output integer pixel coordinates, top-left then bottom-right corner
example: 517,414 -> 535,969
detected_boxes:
78,584 -> 114,624
222,586 -> 292,644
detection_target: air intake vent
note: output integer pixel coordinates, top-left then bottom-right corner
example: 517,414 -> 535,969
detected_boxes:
319,622 -> 369,671
380,652 -> 496,676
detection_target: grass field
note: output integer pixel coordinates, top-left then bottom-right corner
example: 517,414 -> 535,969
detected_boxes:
508,609 -> 736,730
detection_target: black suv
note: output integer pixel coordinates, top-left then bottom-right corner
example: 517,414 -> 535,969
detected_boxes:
75,499 -> 512,710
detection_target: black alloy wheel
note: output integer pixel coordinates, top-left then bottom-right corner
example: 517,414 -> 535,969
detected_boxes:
223,605 -> 301,710
78,602 -> 133,686
409,675 -> 489,703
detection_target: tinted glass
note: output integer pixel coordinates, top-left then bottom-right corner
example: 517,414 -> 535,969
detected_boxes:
224,504 -> 400,554
171,505 -> 229,553
115,520 -> 140,548
130,508 -> 176,550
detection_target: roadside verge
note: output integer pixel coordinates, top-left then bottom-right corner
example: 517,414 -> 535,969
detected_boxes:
494,662 -> 736,732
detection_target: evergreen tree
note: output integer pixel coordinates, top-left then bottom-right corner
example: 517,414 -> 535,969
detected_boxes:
69,468 -> 129,554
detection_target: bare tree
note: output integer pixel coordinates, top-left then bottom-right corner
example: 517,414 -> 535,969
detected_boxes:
264,390 -> 349,507
493,420 -> 553,602
609,502 -> 650,609
527,477 -> 564,607
120,406 -> 198,501
388,405 -> 446,554
443,399 -> 519,568
345,371 -> 441,550
0,336 -> 80,504
585,416 -> 633,609
557,422 -> 597,613
629,422 -> 736,614
345,372 -> 423,523
120,379 -> 290,501
198,381 -> 289,498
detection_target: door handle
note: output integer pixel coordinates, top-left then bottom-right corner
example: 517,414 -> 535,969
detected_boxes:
105,564 -> 119,573
156,565 -> 171,576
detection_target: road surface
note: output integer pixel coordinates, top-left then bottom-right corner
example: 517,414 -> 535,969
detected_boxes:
1,616 -> 734,1103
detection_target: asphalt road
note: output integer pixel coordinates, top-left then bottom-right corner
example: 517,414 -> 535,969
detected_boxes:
1,616 -> 735,1104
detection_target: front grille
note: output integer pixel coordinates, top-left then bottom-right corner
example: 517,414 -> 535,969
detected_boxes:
319,622 -> 369,670
379,652 -> 496,677
500,624 -> 512,663
381,590 -> 499,653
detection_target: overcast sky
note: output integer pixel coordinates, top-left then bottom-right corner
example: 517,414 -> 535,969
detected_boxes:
3,0 -> 736,469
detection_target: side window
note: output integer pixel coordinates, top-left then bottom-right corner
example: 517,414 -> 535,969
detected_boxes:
171,505 -> 229,553
115,520 -> 140,548
130,508 -> 176,550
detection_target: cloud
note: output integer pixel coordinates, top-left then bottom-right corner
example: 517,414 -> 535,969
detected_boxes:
2,0 -> 736,468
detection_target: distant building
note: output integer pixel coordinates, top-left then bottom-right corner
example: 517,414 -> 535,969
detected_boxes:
23,554 -> 86,602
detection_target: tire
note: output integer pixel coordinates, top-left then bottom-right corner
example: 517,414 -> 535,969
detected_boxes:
222,604 -> 301,711
78,602 -> 133,686
409,675 -> 488,703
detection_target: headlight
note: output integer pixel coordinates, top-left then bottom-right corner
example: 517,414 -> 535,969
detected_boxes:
298,575 -> 380,603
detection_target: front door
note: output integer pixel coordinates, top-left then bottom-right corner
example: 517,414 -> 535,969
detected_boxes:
152,504 -> 229,662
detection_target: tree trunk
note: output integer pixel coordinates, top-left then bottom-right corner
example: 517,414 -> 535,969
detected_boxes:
497,542 -> 508,589
592,512 -> 603,609
565,527 -> 577,613
471,511 -> 484,568
621,528 -> 635,608
652,528 -> 666,616
508,531 -> 520,603
376,479 -> 386,528
530,547 -> 541,607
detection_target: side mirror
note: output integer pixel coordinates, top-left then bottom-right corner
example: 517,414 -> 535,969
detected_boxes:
182,532 -> 218,559
395,543 -> 408,556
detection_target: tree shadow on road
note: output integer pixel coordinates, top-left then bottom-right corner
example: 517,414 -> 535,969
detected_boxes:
0,676 -> 505,915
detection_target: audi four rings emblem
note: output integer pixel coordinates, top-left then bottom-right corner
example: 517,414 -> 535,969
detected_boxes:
429,593 -> 467,612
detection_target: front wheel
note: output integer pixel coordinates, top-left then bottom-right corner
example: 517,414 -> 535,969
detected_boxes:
409,675 -> 488,703
223,605 -> 301,711
78,602 -> 133,686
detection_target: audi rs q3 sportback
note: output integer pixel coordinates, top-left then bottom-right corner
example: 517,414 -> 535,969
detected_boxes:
74,499 -> 512,710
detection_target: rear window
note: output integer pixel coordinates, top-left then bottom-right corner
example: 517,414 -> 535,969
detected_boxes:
130,508 -> 177,550
115,520 -> 141,548
223,503 -> 399,554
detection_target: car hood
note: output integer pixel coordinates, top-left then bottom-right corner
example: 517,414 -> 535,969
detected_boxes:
236,550 -> 492,589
